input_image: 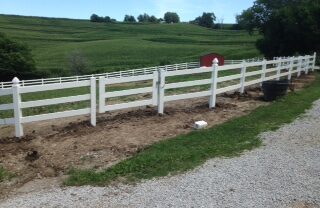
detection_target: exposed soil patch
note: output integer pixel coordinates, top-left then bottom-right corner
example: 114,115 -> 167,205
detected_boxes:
0,73 -> 315,198
288,201 -> 320,208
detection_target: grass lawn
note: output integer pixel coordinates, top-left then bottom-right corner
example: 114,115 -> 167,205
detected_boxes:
0,15 -> 261,78
65,72 -> 320,186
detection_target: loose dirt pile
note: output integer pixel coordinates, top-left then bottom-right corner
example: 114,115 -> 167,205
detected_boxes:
0,73 -> 316,198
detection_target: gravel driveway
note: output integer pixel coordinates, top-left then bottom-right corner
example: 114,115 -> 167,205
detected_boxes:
1,100 -> 320,208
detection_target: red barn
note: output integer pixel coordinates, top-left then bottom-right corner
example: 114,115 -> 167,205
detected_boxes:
200,53 -> 225,67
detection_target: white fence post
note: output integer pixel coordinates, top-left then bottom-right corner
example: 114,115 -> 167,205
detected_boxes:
302,57 -> 305,74
303,56 -> 306,73
298,56 -> 302,77
261,59 -> 267,86
305,56 -> 308,73
305,56 -> 309,74
157,69 -> 165,114
209,58 -> 219,108
312,52 -> 317,71
90,77 -> 96,126
276,58 -> 281,81
12,77 -> 23,138
98,76 -> 105,113
303,56 -> 306,74
288,57 -> 294,80
239,60 -> 247,94
301,56 -> 304,75
152,71 -> 158,105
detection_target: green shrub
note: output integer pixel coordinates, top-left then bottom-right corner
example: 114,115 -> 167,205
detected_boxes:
0,32 -> 40,81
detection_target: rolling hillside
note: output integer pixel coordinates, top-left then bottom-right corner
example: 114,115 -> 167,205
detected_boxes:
0,15 -> 261,78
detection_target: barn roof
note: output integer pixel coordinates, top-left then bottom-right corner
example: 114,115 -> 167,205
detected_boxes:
200,53 -> 224,57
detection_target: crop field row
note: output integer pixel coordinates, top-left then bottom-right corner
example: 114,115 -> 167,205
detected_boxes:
0,15 -> 261,78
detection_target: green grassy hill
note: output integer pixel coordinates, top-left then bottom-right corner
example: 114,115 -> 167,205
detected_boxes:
0,15 -> 261,78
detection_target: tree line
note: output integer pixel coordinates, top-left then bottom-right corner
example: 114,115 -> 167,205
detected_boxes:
90,12 -> 231,29
90,12 -> 181,24
90,12 -> 243,30
90,14 -> 117,23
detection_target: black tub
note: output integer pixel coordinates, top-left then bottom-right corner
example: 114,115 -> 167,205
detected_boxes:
262,79 -> 290,101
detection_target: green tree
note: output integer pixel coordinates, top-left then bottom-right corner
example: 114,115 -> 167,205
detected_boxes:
191,12 -> 216,28
164,12 -> 180,23
104,16 -> 112,23
237,0 -> 320,58
137,13 -> 150,22
0,33 -> 39,81
90,14 -> 104,22
124,15 -> 136,23
90,14 -> 99,22
90,14 -> 115,23
149,15 -> 159,23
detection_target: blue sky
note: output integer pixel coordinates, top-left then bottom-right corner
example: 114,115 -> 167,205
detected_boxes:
0,0 -> 254,23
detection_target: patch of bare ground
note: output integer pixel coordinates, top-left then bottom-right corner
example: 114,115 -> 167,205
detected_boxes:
288,201 -> 320,208
0,73 -> 315,198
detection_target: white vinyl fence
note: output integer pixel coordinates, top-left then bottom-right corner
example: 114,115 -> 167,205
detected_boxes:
0,77 -> 96,137
0,59 -> 262,89
224,57 -> 264,65
0,53 -> 317,138
0,62 -> 200,89
99,73 -> 155,113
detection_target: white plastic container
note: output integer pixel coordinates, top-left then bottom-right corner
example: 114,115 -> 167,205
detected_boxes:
193,120 -> 208,130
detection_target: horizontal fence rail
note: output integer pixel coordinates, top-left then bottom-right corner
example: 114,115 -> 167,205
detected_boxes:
99,73 -> 155,113
0,77 -> 96,137
224,57 -> 264,65
0,58 -> 264,89
0,62 -> 200,88
0,53 -> 317,138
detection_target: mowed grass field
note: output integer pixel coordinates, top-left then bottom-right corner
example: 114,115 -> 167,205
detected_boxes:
0,14 -> 261,77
